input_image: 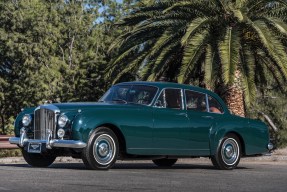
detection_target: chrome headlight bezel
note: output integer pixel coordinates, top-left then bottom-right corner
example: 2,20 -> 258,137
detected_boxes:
22,114 -> 32,127
58,114 -> 68,128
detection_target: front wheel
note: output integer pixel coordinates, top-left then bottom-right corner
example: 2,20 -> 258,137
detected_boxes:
211,134 -> 241,170
22,150 -> 56,167
152,158 -> 177,167
82,127 -> 119,170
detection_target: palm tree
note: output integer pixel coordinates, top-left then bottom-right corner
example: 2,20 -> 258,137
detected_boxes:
108,0 -> 287,116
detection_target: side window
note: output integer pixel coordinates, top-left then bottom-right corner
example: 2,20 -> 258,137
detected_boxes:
129,85 -> 158,105
208,96 -> 223,114
155,89 -> 182,109
185,90 -> 207,112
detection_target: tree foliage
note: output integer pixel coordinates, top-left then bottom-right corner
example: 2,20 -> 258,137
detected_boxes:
108,0 -> 287,108
0,0 -> 126,134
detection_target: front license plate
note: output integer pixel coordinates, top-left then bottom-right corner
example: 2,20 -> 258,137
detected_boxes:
28,143 -> 41,153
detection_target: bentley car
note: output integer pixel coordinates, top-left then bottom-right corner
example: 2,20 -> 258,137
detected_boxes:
9,81 -> 273,170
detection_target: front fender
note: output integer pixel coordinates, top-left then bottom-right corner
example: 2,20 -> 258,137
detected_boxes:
14,107 -> 35,136
71,109 -> 122,143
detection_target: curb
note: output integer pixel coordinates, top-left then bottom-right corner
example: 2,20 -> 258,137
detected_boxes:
0,135 -> 18,149
0,157 -> 83,164
1,155 -> 287,165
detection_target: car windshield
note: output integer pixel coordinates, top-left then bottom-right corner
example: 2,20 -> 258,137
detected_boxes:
99,85 -> 158,105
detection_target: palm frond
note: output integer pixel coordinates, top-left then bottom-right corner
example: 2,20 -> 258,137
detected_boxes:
204,44 -> 217,90
261,17 -> 287,37
240,45 -> 256,106
218,26 -> 241,85
119,1 -> 177,26
255,5 -> 287,19
110,29 -> 163,55
148,41 -> 181,81
260,56 -> 286,90
178,29 -> 209,83
148,30 -> 178,58
112,49 -> 150,84
248,0 -> 287,14
250,20 -> 287,78
163,0 -> 221,17
213,0 -> 228,12
181,17 -> 209,46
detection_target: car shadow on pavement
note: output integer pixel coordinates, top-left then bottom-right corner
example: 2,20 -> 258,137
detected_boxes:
0,162 -> 250,170
112,163 -> 249,170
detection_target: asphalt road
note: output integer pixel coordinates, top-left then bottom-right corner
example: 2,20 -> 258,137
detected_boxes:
0,160 -> 286,192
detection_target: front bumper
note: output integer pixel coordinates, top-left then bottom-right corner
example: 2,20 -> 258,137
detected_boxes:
9,137 -> 87,149
9,128 -> 86,149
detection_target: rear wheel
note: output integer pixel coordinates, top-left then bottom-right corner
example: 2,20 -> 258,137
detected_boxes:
22,150 -> 56,167
152,158 -> 177,167
82,127 -> 119,170
211,134 -> 241,170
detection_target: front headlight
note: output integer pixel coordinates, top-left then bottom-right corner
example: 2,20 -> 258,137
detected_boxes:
22,114 -> 32,127
58,114 -> 68,128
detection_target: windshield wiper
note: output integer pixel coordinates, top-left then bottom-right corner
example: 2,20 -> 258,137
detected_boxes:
112,99 -> 127,104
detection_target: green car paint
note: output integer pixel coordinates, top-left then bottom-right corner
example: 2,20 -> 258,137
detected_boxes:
12,81 -> 271,164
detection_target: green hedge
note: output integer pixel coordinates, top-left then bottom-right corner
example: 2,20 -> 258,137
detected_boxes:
0,149 -> 22,158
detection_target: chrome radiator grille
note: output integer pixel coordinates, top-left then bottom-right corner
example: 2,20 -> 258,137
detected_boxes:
34,108 -> 56,140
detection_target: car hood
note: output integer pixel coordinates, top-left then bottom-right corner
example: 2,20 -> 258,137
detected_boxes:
45,102 -> 147,112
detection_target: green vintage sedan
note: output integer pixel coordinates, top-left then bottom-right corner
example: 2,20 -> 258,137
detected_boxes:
9,81 -> 273,170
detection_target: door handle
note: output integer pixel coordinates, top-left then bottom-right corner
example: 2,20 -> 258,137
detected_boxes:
202,116 -> 214,119
179,113 -> 188,117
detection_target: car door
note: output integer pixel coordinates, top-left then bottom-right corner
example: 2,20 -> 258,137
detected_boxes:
152,88 -> 191,155
185,90 -> 224,155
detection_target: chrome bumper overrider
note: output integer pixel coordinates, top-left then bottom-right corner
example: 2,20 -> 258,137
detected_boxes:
268,142 -> 274,151
9,129 -> 86,149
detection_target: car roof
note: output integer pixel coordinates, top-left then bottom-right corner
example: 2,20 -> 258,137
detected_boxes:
116,81 -> 212,95
116,81 -> 230,114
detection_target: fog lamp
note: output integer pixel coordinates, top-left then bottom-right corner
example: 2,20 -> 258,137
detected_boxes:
57,128 -> 65,139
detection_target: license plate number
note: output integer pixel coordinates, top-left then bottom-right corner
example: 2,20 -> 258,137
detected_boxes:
28,143 -> 41,153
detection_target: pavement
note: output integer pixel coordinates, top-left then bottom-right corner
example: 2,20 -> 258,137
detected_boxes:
1,147 -> 287,165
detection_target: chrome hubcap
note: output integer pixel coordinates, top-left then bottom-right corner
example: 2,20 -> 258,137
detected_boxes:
225,146 -> 234,158
93,134 -> 116,165
98,143 -> 109,157
221,138 -> 239,166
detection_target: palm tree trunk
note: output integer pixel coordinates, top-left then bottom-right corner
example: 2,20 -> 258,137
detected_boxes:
223,70 -> 245,117
224,84 -> 245,117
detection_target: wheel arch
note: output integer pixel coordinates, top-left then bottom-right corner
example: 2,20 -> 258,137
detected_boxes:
225,131 -> 246,156
211,129 -> 246,156
95,123 -> 127,155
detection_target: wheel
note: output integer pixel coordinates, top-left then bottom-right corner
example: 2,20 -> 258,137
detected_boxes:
152,158 -> 177,167
211,134 -> 241,170
22,150 -> 56,167
82,127 -> 119,170
81,151 -> 92,170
